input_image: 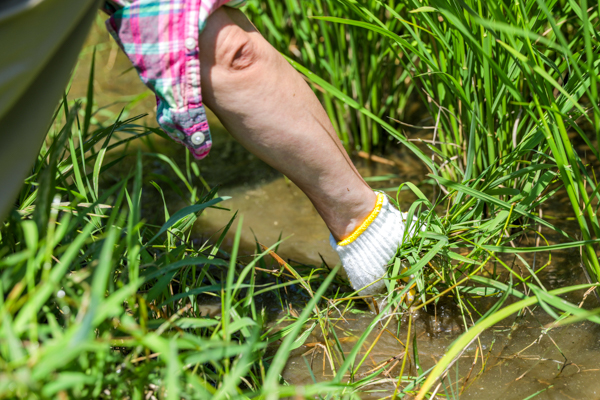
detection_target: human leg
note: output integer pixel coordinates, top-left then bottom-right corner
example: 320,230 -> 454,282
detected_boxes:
197,7 -> 377,243
197,8 -> 418,296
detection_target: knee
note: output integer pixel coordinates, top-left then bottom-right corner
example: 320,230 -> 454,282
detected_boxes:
200,8 -> 265,75
215,25 -> 260,72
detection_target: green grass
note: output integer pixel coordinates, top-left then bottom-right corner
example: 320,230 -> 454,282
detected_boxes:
0,67 -> 420,398
250,0 -> 600,397
0,90 -> 354,398
2,0 -> 600,398
259,0 -> 600,279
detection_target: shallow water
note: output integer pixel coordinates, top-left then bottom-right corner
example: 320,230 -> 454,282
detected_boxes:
75,16 -> 600,399
220,179 -> 600,400
190,137 -> 600,399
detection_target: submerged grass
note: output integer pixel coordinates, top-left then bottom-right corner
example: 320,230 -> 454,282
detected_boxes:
2,0 -> 600,399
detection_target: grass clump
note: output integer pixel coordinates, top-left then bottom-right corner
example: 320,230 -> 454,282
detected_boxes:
271,0 -> 600,287
0,74 -> 400,398
2,0 -> 600,399
248,0 -> 600,397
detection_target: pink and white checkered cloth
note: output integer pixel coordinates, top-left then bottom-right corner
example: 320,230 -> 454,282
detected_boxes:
104,0 -> 246,159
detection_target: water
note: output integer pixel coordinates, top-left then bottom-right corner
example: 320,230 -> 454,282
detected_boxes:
235,183 -> 600,399
192,148 -> 600,399
75,17 -> 600,399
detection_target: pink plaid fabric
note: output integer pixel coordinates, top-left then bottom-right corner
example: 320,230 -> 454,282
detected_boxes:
104,0 -> 246,159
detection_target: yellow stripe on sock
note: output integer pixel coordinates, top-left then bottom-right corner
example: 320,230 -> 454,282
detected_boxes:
338,192 -> 385,246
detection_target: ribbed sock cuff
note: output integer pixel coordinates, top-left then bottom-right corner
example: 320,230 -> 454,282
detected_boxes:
330,194 -> 414,295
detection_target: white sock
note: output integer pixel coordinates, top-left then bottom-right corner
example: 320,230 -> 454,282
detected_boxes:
329,193 -> 417,295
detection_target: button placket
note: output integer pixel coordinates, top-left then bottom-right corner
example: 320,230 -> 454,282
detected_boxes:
185,37 -> 196,50
183,4 -> 201,107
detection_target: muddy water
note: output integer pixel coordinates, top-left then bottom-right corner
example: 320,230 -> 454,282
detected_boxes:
276,258 -> 600,400
194,155 -> 424,268
248,189 -> 600,399
192,135 -> 600,399
75,15 -> 600,400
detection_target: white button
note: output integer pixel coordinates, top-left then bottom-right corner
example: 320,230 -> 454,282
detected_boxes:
191,132 -> 205,145
185,37 -> 196,50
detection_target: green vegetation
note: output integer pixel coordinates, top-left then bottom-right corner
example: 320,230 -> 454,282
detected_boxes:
0,83 -> 358,398
250,0 -> 600,292
262,0 -> 600,397
1,0 -> 600,398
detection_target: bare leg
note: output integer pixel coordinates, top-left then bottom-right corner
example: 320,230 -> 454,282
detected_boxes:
198,7 -> 376,241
